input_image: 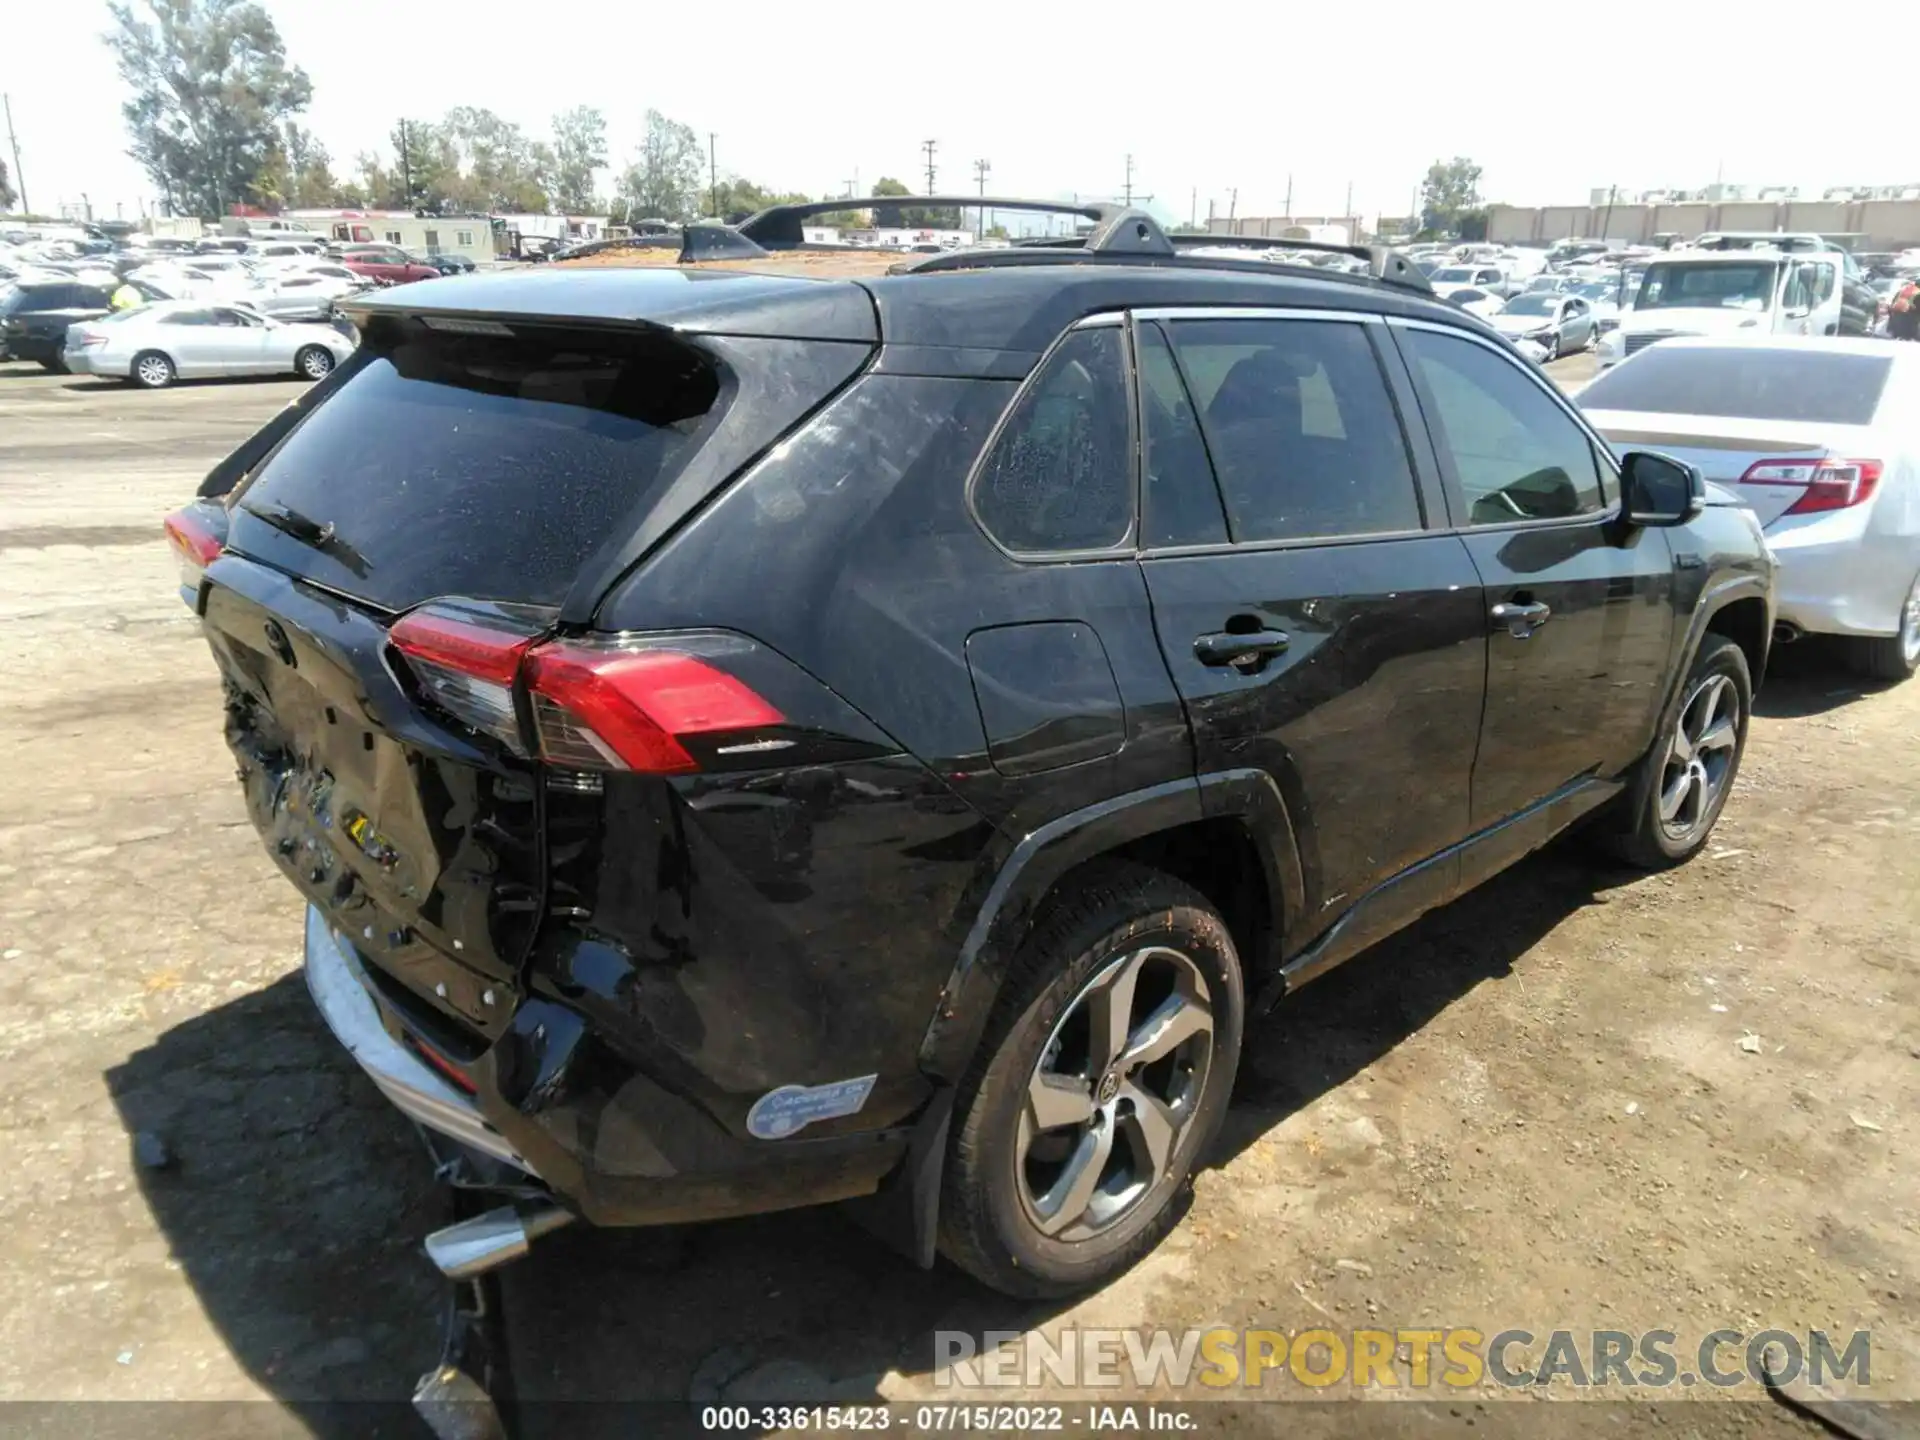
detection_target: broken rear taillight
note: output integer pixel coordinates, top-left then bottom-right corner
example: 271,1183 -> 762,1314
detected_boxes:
524,643 -> 784,774
163,503 -> 225,601
388,607 -> 534,754
388,607 -> 786,773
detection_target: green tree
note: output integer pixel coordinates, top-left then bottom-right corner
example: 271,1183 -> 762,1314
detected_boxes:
1419,156 -> 1484,236
105,0 -> 314,217
616,109 -> 702,222
550,106 -> 607,214
442,106 -> 550,212
385,118 -> 444,209
0,158 -> 16,212
868,176 -> 912,227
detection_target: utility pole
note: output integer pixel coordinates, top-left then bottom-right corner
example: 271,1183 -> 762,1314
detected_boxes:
1345,179 -> 1353,220
397,118 -> 412,209
2,93 -> 26,216
1123,154 -> 1134,205
973,158 -> 990,239
1284,173 -> 1293,219
1601,184 -> 1617,243
922,139 -> 938,196
1228,188 -> 1238,226
709,133 -> 718,219
1190,186 -> 1197,229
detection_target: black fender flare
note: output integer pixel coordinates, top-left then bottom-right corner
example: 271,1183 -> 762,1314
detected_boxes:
915,769 -> 1302,1087
1622,571 -> 1773,821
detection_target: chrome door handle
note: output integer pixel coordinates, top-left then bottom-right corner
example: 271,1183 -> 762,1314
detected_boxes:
1491,601 -> 1552,638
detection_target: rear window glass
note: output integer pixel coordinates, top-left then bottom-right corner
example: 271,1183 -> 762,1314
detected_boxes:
972,326 -> 1133,553
233,329 -> 720,610
1579,348 -> 1892,425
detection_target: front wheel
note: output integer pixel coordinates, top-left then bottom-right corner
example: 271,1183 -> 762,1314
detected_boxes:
1850,571 -> 1920,681
294,345 -> 334,381
938,863 -> 1243,1298
1595,635 -> 1751,868
131,351 -> 175,389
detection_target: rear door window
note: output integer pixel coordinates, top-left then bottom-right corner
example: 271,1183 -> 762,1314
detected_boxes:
231,327 -> 725,610
972,325 -> 1133,553
1137,321 -> 1227,548
1162,316 -> 1423,542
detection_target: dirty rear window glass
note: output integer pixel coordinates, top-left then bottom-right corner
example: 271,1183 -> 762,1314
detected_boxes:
1579,348 -> 1892,426
231,328 -> 721,610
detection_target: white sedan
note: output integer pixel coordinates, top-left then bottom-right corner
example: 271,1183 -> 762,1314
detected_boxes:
1579,336 -> 1920,679
62,301 -> 356,388
1436,285 -> 1507,319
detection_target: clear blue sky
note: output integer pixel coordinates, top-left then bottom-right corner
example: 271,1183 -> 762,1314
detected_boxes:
6,0 -> 1915,223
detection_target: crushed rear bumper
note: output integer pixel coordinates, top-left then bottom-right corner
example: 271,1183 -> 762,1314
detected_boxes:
303,906 -> 536,1174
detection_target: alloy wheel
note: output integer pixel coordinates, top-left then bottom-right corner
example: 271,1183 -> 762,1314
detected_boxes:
136,355 -> 171,387
1016,946 -> 1214,1243
300,348 -> 334,379
1658,673 -> 1740,844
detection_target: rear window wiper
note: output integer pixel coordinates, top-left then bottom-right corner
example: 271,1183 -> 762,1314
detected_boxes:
240,500 -> 371,577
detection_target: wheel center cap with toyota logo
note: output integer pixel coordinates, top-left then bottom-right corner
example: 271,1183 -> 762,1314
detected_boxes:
1097,1071 -> 1120,1105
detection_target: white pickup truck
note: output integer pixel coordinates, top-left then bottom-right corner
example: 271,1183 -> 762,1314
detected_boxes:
1596,251 -> 1843,368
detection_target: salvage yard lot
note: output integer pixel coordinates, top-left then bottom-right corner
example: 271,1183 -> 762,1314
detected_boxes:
0,356 -> 1914,1433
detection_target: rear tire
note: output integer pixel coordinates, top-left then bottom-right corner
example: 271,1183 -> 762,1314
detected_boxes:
1594,636 -> 1751,869
295,344 -> 334,381
938,862 -> 1243,1298
1848,571 -> 1920,681
130,351 -> 175,389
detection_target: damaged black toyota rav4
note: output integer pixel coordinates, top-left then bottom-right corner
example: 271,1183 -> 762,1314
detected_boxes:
170,201 -> 1773,1303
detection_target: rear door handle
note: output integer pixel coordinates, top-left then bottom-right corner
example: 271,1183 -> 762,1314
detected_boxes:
1490,600 -> 1552,637
1194,629 -> 1291,669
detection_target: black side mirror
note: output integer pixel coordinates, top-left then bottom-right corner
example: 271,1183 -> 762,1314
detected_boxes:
1620,451 -> 1704,527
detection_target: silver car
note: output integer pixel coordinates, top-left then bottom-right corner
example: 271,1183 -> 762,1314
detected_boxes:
62,301 -> 356,388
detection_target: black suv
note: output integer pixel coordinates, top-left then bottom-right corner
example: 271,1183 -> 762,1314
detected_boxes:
170,202 -> 1773,1301
1,280 -> 115,369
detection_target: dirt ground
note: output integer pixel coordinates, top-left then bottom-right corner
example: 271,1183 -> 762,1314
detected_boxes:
0,353 -> 1912,1437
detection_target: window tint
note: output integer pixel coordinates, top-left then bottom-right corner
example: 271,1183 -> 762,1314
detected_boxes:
1578,347 -> 1892,425
973,326 -> 1132,552
1403,329 -> 1604,525
235,329 -> 723,610
161,309 -> 214,326
1166,317 -> 1421,542
1137,322 -> 1227,547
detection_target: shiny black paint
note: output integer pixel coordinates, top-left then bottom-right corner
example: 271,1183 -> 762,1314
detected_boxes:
965,623 -> 1126,777
196,260 -> 1775,1249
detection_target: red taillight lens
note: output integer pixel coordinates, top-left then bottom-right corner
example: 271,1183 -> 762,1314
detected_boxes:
387,609 -> 787,773
1740,457 -> 1882,516
389,608 -> 533,752
525,645 -> 785,773
163,505 -> 223,594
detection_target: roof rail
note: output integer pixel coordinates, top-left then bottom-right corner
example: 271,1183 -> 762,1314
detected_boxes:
677,195 -> 1431,294
1163,231 -> 1432,292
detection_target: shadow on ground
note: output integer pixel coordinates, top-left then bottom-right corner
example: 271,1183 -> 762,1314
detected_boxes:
106,843 -> 1632,1436
1751,639 -> 1899,719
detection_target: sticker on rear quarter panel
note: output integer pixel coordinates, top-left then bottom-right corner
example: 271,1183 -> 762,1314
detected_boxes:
748,1075 -> 878,1140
